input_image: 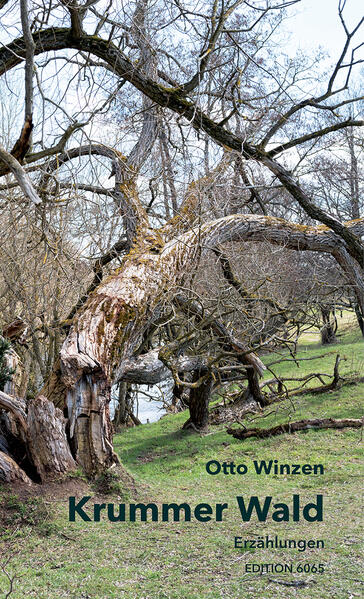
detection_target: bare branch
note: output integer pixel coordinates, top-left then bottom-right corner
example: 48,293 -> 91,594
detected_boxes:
0,144 -> 42,205
268,119 -> 364,157
20,0 -> 35,123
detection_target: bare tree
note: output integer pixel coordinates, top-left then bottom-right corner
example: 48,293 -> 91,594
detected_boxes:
0,0 -> 363,482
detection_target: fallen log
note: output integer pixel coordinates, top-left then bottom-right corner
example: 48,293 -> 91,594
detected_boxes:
227,418 -> 363,440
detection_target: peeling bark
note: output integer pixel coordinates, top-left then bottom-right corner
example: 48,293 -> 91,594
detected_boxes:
64,376 -> 113,476
2,213 -> 362,480
0,390 -> 27,437
0,390 -> 76,482
48,214 -> 363,476
26,396 -> 76,480
0,450 -> 33,484
0,21 -> 362,485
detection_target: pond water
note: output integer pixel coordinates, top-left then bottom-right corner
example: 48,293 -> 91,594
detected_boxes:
110,378 -> 174,424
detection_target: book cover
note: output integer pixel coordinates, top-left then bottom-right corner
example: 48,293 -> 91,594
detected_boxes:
0,1 -> 363,598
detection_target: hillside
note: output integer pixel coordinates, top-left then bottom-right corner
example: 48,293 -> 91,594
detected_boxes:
0,327 -> 363,599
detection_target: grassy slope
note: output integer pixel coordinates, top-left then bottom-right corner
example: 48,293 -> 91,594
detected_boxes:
0,325 -> 363,599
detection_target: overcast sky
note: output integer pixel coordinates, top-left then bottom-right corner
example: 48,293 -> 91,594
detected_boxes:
284,0 -> 363,59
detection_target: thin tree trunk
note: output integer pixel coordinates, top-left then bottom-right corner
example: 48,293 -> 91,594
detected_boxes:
347,126 -> 360,220
354,303 -> 364,337
320,307 -> 338,345
183,370 -> 213,432
113,382 -> 133,429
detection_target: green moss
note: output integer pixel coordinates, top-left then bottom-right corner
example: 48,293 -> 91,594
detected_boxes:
97,319 -> 105,343
100,297 -> 117,323
105,303 -> 138,364
114,304 -> 137,328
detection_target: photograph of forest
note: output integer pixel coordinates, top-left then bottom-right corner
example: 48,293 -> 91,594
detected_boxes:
0,0 -> 363,597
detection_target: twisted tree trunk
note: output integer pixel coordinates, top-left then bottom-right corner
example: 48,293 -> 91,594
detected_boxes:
50,215 -> 364,476
1,17 -> 363,486
1,215 -> 363,482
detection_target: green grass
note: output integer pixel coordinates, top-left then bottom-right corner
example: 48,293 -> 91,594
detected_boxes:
298,310 -> 357,344
0,328 -> 363,599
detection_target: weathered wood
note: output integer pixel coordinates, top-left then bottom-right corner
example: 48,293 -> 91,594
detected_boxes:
116,348 -> 206,385
2,201 -> 361,481
0,450 -> 33,484
0,19 -> 361,486
227,418 -> 363,440
0,211 -> 356,482
117,349 -> 171,384
52,214 -> 364,475
0,143 -> 42,204
2,318 -> 28,343
0,390 -> 27,436
26,395 -> 76,480
64,375 -> 115,476
2,342 -> 22,397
